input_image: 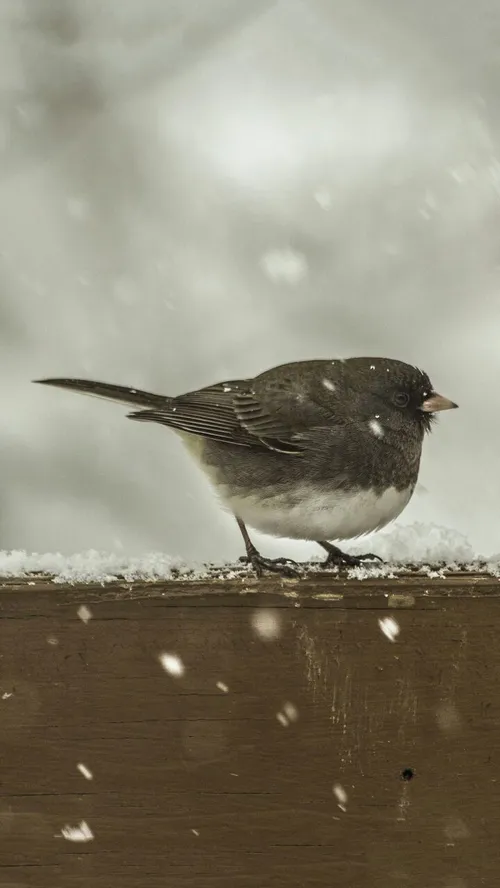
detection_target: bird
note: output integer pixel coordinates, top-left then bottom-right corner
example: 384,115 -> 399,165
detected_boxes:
35,357 -> 457,577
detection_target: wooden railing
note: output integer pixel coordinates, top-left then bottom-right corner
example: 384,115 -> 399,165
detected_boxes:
1,570 -> 498,887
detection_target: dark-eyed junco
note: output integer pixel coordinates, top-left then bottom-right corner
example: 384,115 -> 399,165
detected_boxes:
35,357 -> 457,576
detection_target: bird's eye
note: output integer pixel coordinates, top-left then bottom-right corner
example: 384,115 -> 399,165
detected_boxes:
393,392 -> 410,407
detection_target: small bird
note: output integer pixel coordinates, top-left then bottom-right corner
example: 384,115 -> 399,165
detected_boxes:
35,357 -> 457,576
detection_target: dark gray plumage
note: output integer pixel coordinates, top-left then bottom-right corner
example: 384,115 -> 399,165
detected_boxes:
35,357 -> 457,576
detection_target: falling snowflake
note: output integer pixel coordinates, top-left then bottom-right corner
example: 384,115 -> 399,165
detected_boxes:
276,701 -> 299,726
369,418 -> 384,438
444,816 -> 470,843
378,617 -> 400,642
283,702 -> 299,722
77,763 -> 93,781
444,877 -> 467,888
251,609 -> 281,641
435,701 -> 461,733
333,783 -> 348,811
61,821 -> 94,842
67,197 -> 89,220
322,379 -> 336,392
216,681 -> 229,693
313,189 -> 332,210
259,248 -> 308,285
158,653 -> 185,677
77,605 -> 92,624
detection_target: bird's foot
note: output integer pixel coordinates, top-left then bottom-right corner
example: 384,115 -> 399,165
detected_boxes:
239,552 -> 302,579
319,542 -> 383,569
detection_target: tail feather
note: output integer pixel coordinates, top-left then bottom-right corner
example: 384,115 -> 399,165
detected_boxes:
34,378 -> 171,409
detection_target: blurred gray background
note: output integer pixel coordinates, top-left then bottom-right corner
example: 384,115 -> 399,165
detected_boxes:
2,0 -> 499,561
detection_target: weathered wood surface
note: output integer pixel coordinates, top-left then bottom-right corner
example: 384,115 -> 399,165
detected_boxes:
1,572 -> 499,888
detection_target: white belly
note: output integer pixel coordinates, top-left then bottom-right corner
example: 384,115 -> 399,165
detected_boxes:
222,484 -> 413,541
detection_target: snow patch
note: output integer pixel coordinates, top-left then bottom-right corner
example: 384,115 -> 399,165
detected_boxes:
0,550 -> 184,584
0,524 -> 498,585
347,522 -> 479,571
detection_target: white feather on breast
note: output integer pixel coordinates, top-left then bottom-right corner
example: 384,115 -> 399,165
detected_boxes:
220,484 -> 413,541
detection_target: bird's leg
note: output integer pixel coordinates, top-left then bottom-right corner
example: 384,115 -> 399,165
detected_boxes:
317,541 -> 383,569
236,518 -> 302,578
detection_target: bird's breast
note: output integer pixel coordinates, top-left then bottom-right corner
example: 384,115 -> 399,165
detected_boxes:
221,484 -> 414,541
177,433 -> 415,541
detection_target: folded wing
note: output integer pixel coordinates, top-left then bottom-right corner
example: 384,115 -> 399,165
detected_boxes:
129,380 -> 325,454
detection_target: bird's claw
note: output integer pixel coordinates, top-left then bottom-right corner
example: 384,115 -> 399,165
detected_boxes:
239,553 -> 302,579
322,549 -> 383,569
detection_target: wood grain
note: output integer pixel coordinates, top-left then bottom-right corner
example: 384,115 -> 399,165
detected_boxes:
0,572 -> 498,887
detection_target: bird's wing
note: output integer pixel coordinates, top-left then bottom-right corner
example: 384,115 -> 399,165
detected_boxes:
128,378 -> 331,455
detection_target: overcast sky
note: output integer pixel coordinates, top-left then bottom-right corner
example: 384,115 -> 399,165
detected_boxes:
2,0 -> 500,561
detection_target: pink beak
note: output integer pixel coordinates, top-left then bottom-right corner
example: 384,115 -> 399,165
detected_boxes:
420,392 -> 458,412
